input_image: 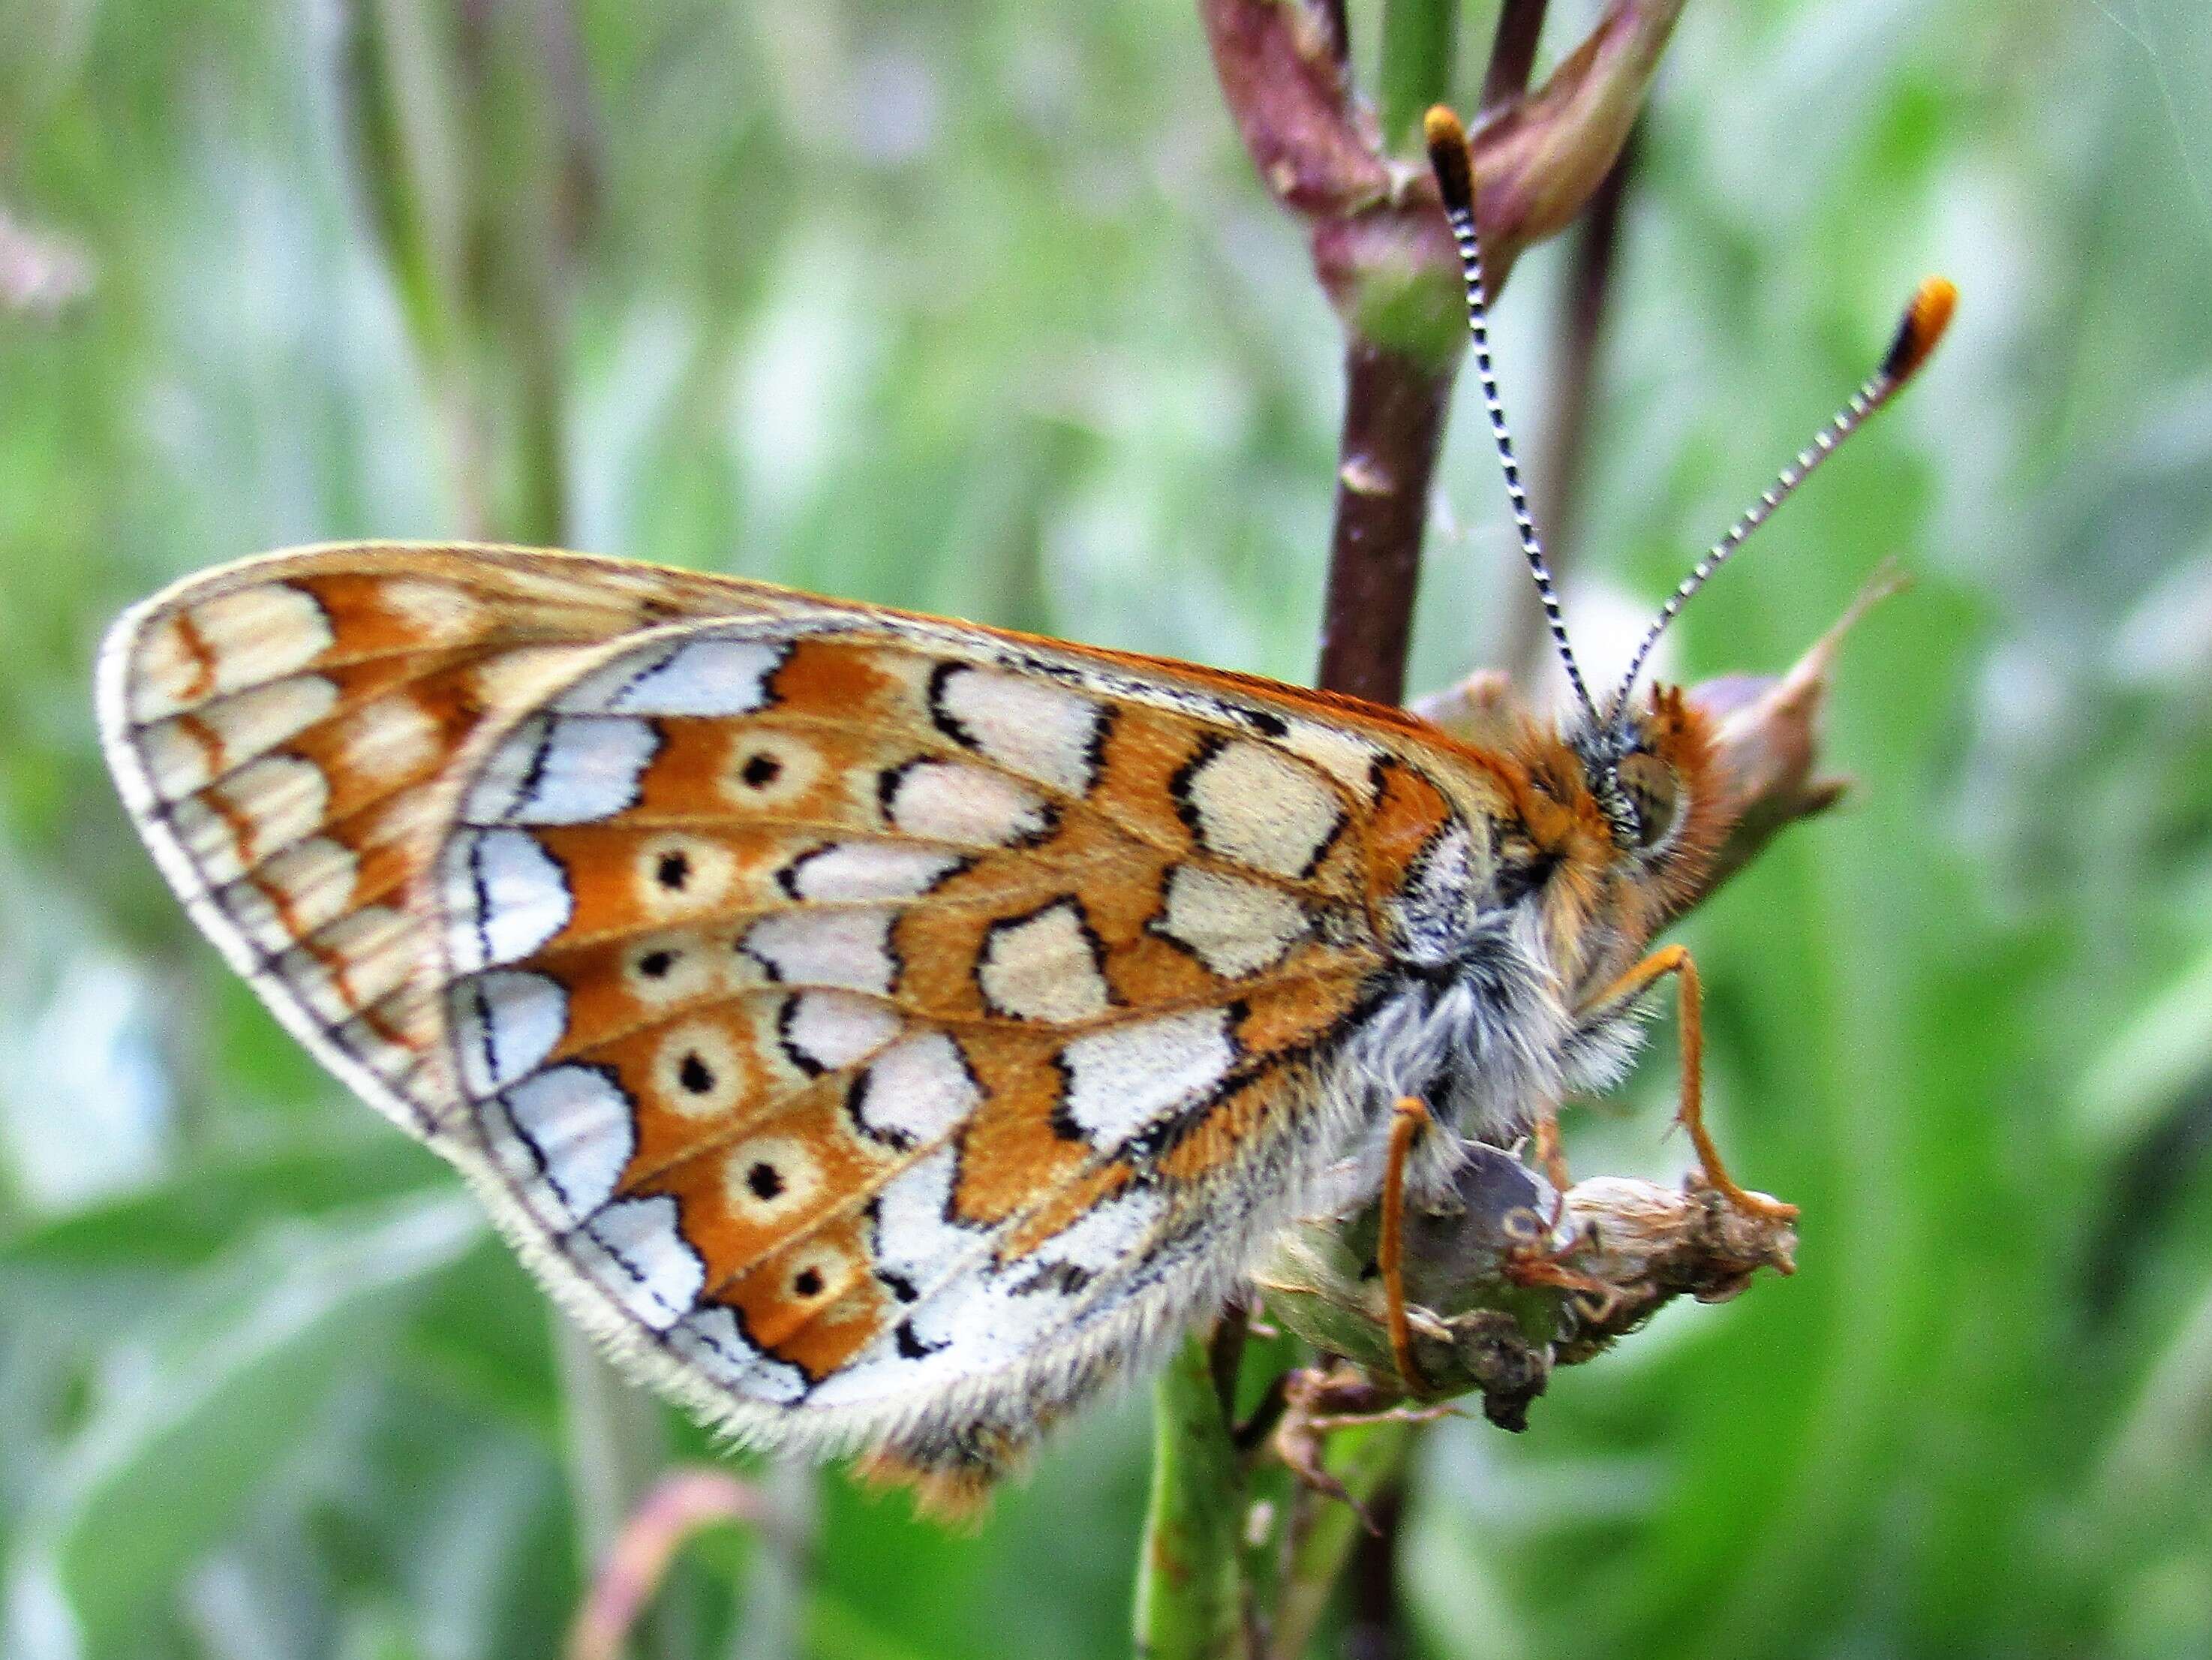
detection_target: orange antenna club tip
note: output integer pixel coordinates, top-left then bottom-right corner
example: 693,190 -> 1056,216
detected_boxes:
1883,276 -> 1958,383
1423,105 -> 1474,214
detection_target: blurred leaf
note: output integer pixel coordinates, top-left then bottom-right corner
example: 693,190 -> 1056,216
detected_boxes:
2078,945 -> 2212,1153
35,1195 -> 481,1648
0,1132 -> 440,1271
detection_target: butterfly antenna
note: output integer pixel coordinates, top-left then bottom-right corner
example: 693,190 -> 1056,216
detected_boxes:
1611,275 -> 1958,716
1424,105 -> 1600,729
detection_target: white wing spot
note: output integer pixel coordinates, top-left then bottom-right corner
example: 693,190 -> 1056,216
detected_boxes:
780,990 -> 902,1075
977,898 -> 1110,1022
881,759 -> 1050,847
195,753 -> 329,877
1059,1009 -> 1237,1151
849,1032 -> 978,1147
816,1180 -> 1168,1406
663,1305 -> 808,1403
741,908 -> 897,994
341,693 -> 443,786
443,828 -> 574,972
1180,739 -> 1342,877
139,675 -> 339,798
783,841 -> 964,902
1280,718 -> 1387,799
555,636 -> 785,717
266,904 -> 414,1024
573,1196 -> 705,1330
486,1063 -> 636,1226
464,713 -> 660,825
221,837 -> 362,954
932,665 -> 1106,794
864,1147 -> 974,1304
130,583 -> 334,722
1156,865 -> 1308,978
455,969 -> 570,1095
373,577 -> 489,642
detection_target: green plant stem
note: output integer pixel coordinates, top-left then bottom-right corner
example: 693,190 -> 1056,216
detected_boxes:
1378,0 -> 1460,153
1135,1336 -> 1253,1660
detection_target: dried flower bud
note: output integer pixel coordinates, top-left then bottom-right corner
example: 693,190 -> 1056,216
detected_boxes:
1256,1139 -> 1796,1425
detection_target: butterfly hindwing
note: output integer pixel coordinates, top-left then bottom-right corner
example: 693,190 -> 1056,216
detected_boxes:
423,610 -> 1442,1452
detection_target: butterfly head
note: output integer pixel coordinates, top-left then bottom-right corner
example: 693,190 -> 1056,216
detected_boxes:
1563,681 -> 1733,929
1570,699 -> 1684,858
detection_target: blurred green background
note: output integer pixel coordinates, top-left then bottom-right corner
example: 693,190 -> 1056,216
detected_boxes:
4,1 -> 2211,1656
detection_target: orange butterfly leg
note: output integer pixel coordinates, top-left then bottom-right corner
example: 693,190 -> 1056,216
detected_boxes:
1378,1096 -> 1433,1394
1588,945 -> 1799,1225
1530,1102 -> 1572,1195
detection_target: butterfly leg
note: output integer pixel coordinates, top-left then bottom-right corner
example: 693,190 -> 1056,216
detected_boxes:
1588,945 -> 1799,1225
1378,1095 -> 1434,1394
1272,1364 -> 1462,1532
1530,1101 -> 1573,1195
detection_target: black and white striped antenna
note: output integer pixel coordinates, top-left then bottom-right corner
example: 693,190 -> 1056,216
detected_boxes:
1609,275 -> 1957,713
1423,105 -> 1600,730
1423,104 -> 1956,732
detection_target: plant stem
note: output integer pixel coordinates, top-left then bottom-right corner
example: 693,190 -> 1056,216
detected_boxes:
1135,1336 -> 1255,1660
555,1320 -> 681,1659
1315,344 -> 1455,706
730,1459 -> 814,1660
1480,0 -> 1551,113
1378,0 -> 1460,154
1264,1421 -> 1415,1660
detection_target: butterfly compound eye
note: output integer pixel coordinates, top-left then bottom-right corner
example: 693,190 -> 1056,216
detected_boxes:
1615,752 -> 1683,853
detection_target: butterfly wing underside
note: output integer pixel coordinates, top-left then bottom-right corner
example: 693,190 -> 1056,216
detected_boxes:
95,544 -> 810,1132
100,545 -> 1495,1489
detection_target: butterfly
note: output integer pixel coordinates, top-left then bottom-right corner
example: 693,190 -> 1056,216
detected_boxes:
95,108 -> 1952,1511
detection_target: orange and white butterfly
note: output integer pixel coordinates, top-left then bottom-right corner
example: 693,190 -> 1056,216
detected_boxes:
95,115 -> 1952,1506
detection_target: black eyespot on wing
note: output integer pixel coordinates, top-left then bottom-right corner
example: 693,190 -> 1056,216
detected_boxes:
655,850 -> 690,891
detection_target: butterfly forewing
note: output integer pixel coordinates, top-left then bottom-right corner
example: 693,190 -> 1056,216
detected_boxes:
95,544 -> 779,1132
